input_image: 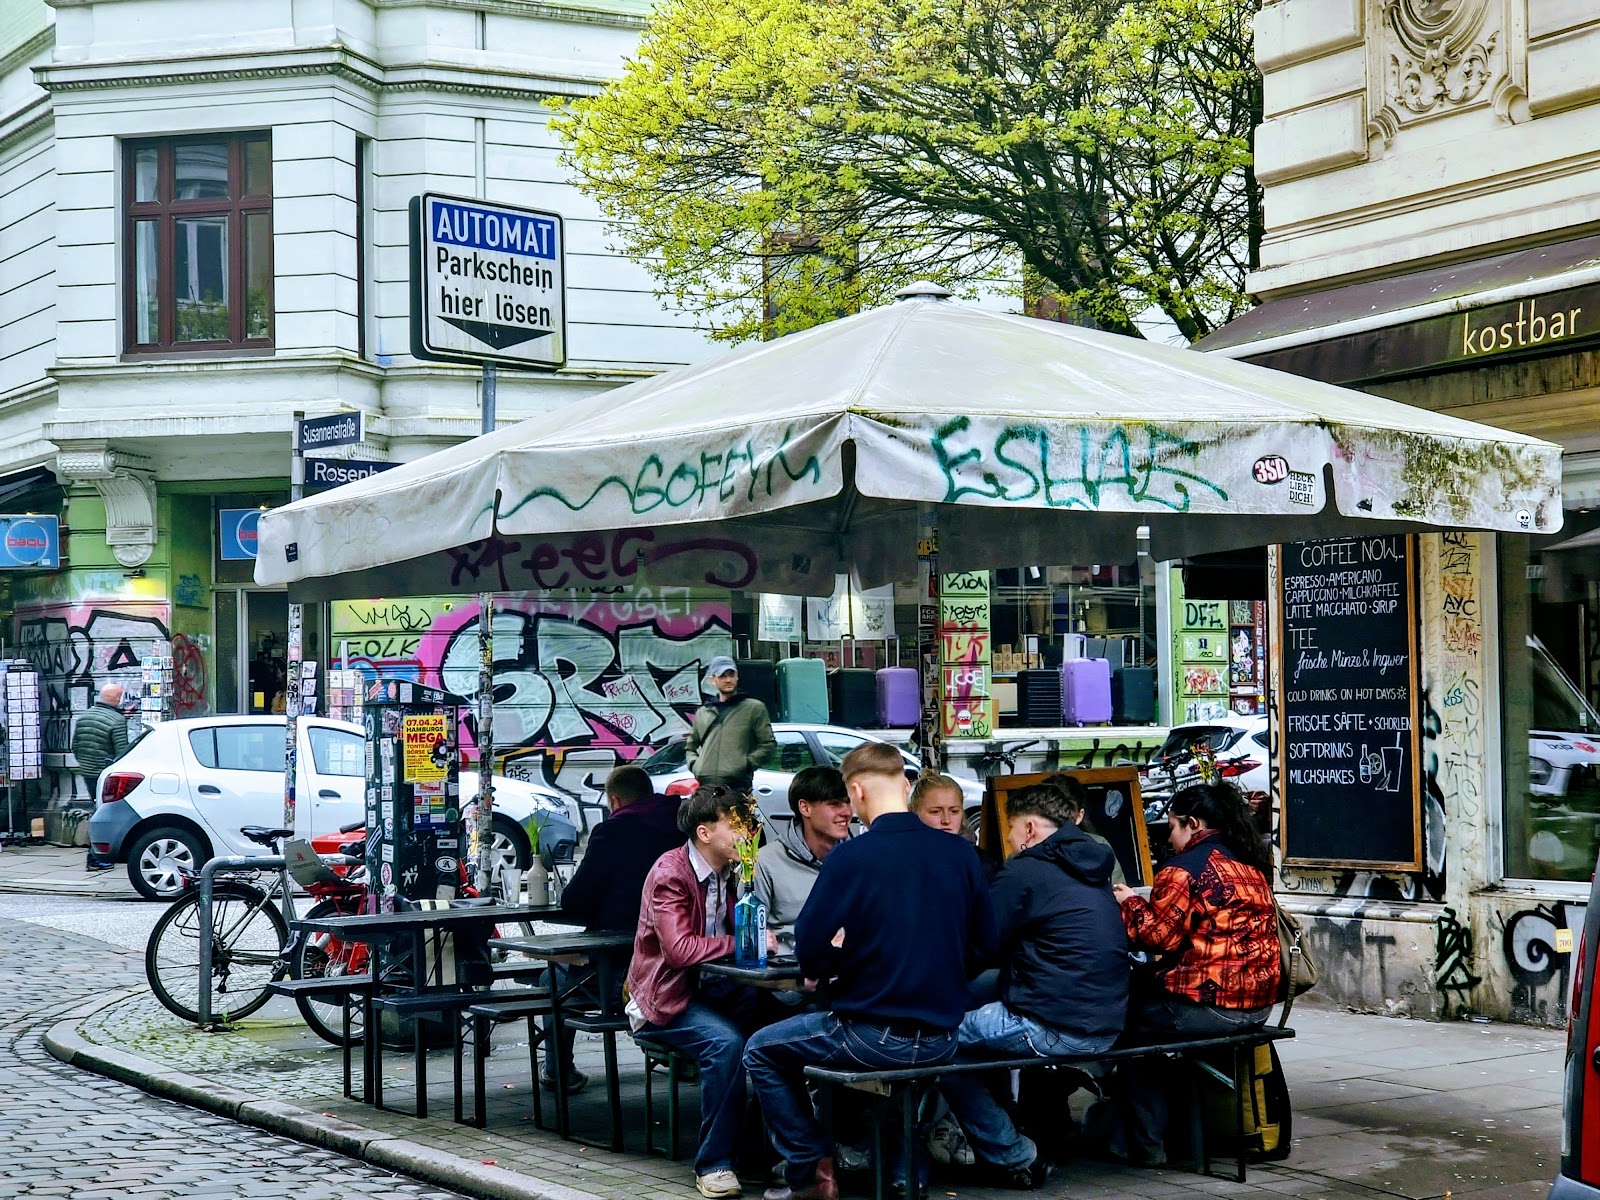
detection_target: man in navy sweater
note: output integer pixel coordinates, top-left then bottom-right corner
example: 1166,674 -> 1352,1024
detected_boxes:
745,742 -> 998,1200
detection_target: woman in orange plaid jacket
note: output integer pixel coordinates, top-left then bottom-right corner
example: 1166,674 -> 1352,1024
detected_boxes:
1106,781 -> 1281,1166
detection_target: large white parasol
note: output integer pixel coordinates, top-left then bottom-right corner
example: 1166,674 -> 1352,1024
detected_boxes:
256,285 -> 1561,600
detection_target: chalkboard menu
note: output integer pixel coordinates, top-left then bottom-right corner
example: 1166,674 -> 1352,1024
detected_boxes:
1277,535 -> 1422,870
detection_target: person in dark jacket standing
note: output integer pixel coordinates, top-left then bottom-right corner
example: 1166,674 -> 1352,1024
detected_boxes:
938,780 -> 1130,1186
685,657 -> 776,795
745,742 -> 999,1200
72,683 -> 129,797
561,765 -> 684,933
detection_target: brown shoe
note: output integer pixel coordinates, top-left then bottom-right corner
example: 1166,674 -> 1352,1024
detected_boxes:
762,1157 -> 838,1200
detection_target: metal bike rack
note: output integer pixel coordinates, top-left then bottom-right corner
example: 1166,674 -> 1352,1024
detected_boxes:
195,852 -> 359,1027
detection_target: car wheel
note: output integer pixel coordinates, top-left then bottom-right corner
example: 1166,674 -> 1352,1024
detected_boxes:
487,814 -> 533,877
127,826 -> 206,901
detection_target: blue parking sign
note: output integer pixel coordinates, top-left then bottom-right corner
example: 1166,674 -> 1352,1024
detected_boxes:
220,509 -> 262,560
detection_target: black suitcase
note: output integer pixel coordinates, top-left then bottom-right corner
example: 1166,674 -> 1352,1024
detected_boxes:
1016,668 -> 1063,726
828,668 -> 878,728
1112,666 -> 1157,724
736,658 -> 779,719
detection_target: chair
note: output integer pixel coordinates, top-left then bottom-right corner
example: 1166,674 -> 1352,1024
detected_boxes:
638,1036 -> 698,1160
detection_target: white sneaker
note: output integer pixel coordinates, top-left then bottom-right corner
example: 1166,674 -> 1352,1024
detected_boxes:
927,1114 -> 975,1167
696,1169 -> 743,1198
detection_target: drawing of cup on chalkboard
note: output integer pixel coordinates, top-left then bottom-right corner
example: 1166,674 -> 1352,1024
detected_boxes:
1381,740 -> 1404,793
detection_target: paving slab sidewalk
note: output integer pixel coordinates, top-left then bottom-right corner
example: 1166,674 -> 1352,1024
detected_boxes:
9,844 -> 1568,1200
44,982 -> 1565,1200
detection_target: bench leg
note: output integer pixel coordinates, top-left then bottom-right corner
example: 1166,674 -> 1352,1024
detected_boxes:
473,1014 -> 491,1128
453,1013 -> 466,1125
370,995 -> 384,1110
871,1097 -> 887,1200
604,1030 -> 623,1152
415,1016 -> 429,1119
529,1015 -> 545,1129
643,1055 -> 658,1156
341,995 -> 354,1100
669,1056 -> 683,1161
902,1085 -> 922,1200
1232,1044 -> 1248,1184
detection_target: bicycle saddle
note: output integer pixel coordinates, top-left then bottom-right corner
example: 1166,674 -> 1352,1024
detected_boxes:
239,826 -> 293,846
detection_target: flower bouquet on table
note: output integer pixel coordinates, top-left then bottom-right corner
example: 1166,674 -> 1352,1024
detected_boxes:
729,795 -> 767,968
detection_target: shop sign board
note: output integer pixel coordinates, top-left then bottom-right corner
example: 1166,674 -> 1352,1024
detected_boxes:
220,508 -> 262,561
306,457 -> 399,493
1276,535 -> 1422,871
409,193 -> 566,370
297,411 -> 363,452
0,515 -> 59,569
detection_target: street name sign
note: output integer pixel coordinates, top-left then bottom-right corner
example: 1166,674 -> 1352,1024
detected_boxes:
298,411 -> 363,452
305,457 -> 400,494
0,515 -> 58,569
409,193 -> 567,371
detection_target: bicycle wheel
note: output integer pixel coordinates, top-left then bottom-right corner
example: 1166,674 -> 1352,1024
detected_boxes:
292,897 -> 368,1047
145,882 -> 288,1023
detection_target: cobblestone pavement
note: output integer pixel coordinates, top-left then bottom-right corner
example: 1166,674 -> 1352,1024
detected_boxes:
0,893 -> 466,1200
0,887 -> 1571,1200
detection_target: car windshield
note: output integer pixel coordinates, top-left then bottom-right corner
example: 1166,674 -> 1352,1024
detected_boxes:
1530,635 -> 1600,734
638,740 -> 687,774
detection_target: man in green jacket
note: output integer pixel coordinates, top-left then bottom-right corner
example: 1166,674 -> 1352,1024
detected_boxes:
685,656 -> 776,796
72,683 -> 130,798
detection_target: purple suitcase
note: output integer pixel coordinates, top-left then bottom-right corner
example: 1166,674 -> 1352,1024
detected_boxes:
876,667 -> 919,727
1061,658 -> 1113,726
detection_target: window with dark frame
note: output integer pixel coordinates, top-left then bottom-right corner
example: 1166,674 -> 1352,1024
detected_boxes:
124,133 -> 273,354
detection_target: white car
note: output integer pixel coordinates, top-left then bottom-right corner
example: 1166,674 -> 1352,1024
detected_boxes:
638,722 -> 985,826
1140,714 -> 1271,806
86,715 -> 577,900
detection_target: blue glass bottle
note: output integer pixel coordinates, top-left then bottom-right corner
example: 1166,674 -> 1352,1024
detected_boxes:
734,881 -> 768,968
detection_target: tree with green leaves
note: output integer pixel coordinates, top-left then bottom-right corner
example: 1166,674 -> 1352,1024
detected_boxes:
553,0 -> 1261,344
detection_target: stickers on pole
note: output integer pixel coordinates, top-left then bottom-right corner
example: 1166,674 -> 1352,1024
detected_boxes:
409,193 -> 566,370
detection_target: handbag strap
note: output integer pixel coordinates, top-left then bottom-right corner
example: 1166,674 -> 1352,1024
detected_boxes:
1272,892 -> 1298,1030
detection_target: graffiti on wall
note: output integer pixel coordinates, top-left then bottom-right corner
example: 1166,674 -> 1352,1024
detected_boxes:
331,588 -> 734,802
1433,905 -> 1481,1018
1499,900 -> 1590,1026
16,602 -> 172,801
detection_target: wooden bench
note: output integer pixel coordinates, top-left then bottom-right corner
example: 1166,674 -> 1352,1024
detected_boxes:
371,986 -> 553,1120
267,973 -> 374,1099
804,1026 -> 1296,1199
463,992 -> 556,1128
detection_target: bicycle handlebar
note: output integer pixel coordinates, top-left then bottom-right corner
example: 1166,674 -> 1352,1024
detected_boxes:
339,819 -> 365,833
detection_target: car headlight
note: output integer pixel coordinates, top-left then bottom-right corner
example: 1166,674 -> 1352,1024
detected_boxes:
1527,756 -> 1553,786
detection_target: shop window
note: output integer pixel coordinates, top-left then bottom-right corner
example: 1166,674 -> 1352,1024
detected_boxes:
124,133 -> 273,354
1501,527 -> 1600,881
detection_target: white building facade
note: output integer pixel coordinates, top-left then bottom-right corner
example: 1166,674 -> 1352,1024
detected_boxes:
1201,2 -> 1600,1025
0,0 -> 716,831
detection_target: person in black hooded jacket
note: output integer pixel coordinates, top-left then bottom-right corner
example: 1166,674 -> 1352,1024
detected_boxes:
939,779 -> 1131,1187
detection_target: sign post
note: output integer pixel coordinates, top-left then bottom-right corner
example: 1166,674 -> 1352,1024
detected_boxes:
410,191 -> 566,891
283,411 -> 305,829
475,363 -> 496,889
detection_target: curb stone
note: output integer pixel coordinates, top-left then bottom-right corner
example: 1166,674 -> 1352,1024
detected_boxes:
43,992 -> 604,1200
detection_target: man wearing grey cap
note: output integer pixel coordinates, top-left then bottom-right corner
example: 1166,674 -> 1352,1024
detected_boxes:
685,656 -> 776,796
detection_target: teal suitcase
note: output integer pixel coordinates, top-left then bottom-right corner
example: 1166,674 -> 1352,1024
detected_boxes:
777,657 -> 829,723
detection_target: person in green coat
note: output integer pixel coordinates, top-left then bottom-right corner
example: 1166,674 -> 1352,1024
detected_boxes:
72,683 -> 130,799
685,657 -> 776,796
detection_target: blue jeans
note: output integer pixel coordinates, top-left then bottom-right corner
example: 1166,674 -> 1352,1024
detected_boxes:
940,1002 -> 1116,1169
638,1002 -> 750,1175
745,1011 -> 957,1188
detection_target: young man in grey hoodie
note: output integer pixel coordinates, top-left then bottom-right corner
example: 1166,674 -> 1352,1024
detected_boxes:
753,765 -> 851,944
